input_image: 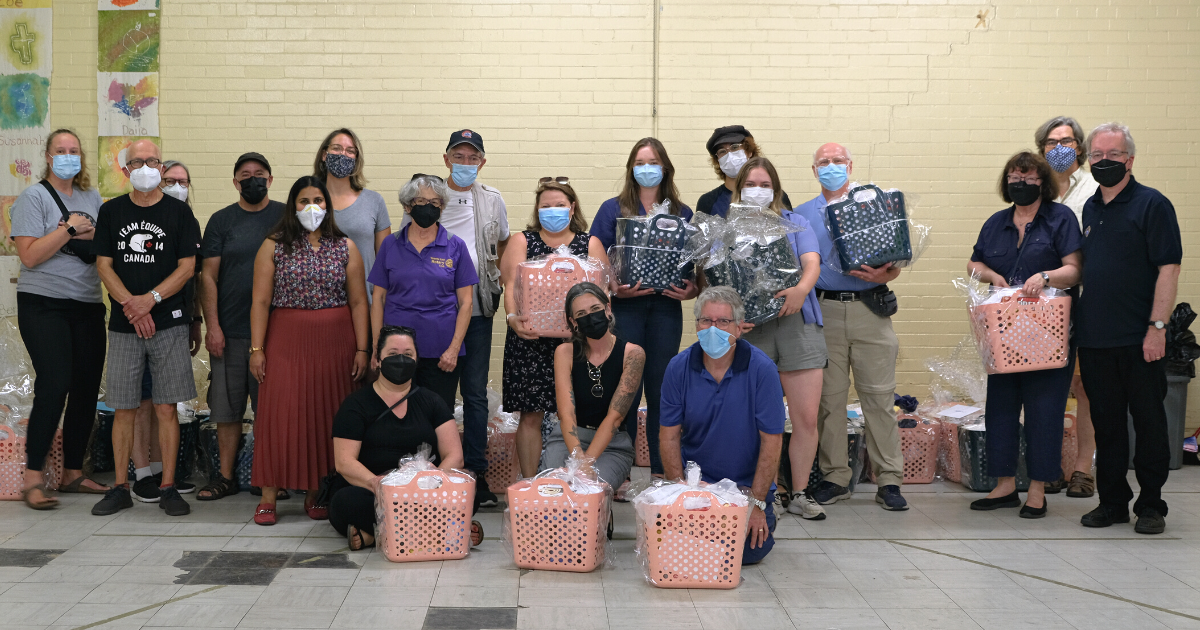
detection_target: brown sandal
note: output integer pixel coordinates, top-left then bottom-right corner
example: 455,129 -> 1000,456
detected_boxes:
57,476 -> 110,494
22,483 -> 58,510
1066,471 -> 1095,498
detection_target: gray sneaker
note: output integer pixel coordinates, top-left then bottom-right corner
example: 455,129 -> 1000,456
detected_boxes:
787,491 -> 827,520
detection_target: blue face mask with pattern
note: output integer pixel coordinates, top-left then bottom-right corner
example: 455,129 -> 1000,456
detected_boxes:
325,153 -> 355,179
1045,144 -> 1077,173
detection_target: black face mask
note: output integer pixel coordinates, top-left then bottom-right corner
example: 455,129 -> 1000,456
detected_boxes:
1007,181 -> 1041,207
409,203 -> 440,229
379,354 -> 418,386
575,310 -> 610,340
1091,159 -> 1128,188
239,176 -> 268,204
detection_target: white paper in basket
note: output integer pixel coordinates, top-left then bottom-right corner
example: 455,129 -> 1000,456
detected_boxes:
379,443 -> 473,488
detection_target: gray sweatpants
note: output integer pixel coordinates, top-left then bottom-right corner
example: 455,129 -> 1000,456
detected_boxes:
540,423 -> 635,490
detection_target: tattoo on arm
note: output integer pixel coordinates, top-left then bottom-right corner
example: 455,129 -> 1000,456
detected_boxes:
609,350 -> 645,419
568,425 -> 578,439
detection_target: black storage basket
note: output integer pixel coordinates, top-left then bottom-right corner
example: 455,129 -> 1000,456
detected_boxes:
703,237 -> 799,325
826,184 -> 912,273
614,214 -> 694,291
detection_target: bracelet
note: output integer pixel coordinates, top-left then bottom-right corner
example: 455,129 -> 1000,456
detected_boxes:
506,313 -> 516,320
356,349 -> 369,354
249,347 -> 264,355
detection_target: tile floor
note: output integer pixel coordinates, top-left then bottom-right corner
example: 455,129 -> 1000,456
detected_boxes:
4,467 -> 1200,630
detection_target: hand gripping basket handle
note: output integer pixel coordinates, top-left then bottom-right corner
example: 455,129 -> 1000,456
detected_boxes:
528,477 -> 581,501
670,489 -> 725,511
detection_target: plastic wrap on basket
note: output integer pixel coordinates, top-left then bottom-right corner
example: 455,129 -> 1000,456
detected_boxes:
485,411 -> 521,491
695,203 -> 804,325
515,245 -> 611,338
631,462 -> 752,589
922,339 -> 989,482
610,201 -> 698,291
0,319 -> 34,438
634,407 -> 650,467
374,444 -> 476,563
956,276 -> 1071,375
824,183 -> 929,275
503,448 -> 612,572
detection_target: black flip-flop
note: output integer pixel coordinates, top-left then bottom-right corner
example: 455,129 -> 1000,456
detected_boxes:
347,525 -> 374,551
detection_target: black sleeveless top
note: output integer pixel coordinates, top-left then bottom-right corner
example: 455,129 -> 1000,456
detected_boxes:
571,338 -> 627,430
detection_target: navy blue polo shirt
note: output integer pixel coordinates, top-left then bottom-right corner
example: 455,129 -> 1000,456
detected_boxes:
589,197 -> 693,250
970,201 -> 1081,286
1077,176 -> 1182,349
659,339 -> 785,489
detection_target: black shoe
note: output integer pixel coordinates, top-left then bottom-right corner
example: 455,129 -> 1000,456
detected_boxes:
810,480 -> 851,505
92,486 -> 133,516
475,475 -> 498,508
132,476 -> 161,503
1019,498 -> 1047,519
875,485 -> 909,511
1080,504 -> 1130,528
159,486 -> 191,516
970,491 -> 1021,511
151,472 -> 195,494
1135,508 -> 1166,535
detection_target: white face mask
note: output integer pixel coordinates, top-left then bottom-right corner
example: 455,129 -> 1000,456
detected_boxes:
718,150 -> 748,178
161,183 -> 188,202
297,204 -> 326,232
740,187 -> 774,208
129,164 -> 162,193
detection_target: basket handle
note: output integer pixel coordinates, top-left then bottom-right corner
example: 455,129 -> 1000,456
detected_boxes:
546,255 -> 583,275
669,489 -> 725,511
409,468 -> 459,487
0,424 -> 13,441
527,477 -> 580,500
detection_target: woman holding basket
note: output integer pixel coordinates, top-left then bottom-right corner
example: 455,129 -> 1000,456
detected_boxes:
966,151 -> 1081,518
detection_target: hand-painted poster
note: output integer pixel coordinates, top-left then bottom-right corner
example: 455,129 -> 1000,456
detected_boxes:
98,71 -> 158,136
98,135 -> 157,198
0,5 -> 51,197
98,9 -> 158,73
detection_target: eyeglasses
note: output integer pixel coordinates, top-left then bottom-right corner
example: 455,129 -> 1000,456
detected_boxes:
1006,175 -> 1042,185
411,173 -> 444,182
327,144 -> 358,157
162,178 -> 188,187
714,143 -> 743,158
697,317 -> 737,328
411,197 -> 444,209
126,157 -> 161,169
814,156 -> 850,167
1042,138 -> 1078,148
538,176 -> 570,186
1088,150 -> 1129,161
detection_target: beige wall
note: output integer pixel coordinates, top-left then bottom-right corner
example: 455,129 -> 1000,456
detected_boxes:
49,0 -> 1199,423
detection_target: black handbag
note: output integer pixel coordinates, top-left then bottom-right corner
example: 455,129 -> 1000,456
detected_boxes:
825,184 -> 910,273
313,386 -> 421,508
39,179 -> 96,264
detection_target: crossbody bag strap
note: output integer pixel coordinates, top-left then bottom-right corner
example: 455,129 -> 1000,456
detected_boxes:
372,386 -> 420,426
38,179 -> 71,222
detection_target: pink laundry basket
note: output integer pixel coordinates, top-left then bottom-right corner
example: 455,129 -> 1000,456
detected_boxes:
507,477 -> 609,572
376,469 -> 475,563
642,491 -> 749,589
970,294 -> 1071,375
485,425 -> 521,492
0,426 -> 62,500
868,416 -> 939,484
634,408 -> 650,467
1062,412 -> 1079,478
938,421 -> 962,483
516,253 -> 609,338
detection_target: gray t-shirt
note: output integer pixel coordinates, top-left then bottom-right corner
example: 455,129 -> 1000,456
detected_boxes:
10,183 -> 104,303
333,188 -> 391,300
201,200 -> 285,339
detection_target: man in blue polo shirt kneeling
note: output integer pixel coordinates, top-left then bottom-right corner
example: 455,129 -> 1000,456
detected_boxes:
659,286 -> 785,565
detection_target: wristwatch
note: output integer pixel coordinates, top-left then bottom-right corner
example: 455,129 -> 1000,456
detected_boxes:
249,346 -> 264,355
750,496 -> 767,512
1150,320 -> 1165,330
65,224 -> 77,237
150,290 -> 162,304
1040,272 -> 1050,285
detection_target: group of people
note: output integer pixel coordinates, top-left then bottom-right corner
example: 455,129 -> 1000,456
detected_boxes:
10,117 -> 1181,563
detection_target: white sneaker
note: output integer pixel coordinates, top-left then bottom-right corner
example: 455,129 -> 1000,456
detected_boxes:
787,491 -> 827,520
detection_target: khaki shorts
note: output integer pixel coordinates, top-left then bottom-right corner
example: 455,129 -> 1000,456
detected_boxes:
742,312 -> 828,372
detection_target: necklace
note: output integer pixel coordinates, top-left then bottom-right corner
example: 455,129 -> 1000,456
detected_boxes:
586,336 -> 616,398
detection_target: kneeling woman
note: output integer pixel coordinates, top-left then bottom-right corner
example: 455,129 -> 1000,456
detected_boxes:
546,283 -> 644,489
329,325 -> 482,550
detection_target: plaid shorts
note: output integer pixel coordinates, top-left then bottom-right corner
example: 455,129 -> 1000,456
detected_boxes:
106,325 -> 197,409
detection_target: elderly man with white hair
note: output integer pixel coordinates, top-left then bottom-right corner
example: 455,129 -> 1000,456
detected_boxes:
90,138 -> 201,518
1076,122 -> 1182,535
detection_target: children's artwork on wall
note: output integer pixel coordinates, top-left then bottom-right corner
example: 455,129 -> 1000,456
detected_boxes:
0,5 -> 51,198
99,0 -> 159,9
0,9 -> 52,75
98,72 -> 159,136
98,10 -> 158,73
0,195 -> 18,255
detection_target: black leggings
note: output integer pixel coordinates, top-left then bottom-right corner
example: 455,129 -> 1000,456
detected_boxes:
17,292 -> 107,472
415,357 -> 460,411
328,484 -> 376,537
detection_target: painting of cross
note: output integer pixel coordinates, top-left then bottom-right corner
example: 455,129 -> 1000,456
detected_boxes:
10,23 -> 35,66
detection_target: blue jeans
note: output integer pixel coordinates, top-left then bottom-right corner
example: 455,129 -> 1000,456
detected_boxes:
742,490 -> 776,565
460,315 -> 493,475
611,294 -> 683,475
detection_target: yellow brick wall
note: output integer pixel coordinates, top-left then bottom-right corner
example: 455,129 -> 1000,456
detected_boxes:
48,0 -> 1200,425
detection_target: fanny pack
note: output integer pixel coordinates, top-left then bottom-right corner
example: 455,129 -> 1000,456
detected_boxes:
862,284 -> 898,318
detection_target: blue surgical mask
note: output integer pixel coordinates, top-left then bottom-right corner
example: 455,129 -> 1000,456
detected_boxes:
697,325 -> 733,359
450,163 -> 478,187
817,164 -> 848,191
632,164 -> 664,188
1045,144 -> 1077,173
51,154 -> 81,180
538,207 -> 570,233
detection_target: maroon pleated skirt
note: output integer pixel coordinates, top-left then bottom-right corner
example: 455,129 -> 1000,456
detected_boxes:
252,306 -> 356,490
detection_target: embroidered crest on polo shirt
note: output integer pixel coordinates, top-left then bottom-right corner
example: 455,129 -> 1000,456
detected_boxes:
430,257 -> 454,269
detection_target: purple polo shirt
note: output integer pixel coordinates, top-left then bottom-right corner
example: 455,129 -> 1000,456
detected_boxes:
368,224 -> 479,359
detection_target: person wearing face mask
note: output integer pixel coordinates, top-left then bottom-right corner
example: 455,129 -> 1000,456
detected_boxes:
89,139 -> 202,518
502,179 -> 610,478
248,176 -> 370,525
1035,116 -> 1100,498
328,325 -> 482,551
967,151 -> 1080,519
588,138 -> 695,480
1075,123 -> 1182,535
696,125 -> 792,219
727,157 -> 828,521
10,129 -> 107,509
313,128 -> 391,300
369,174 -> 478,413
795,143 -> 910,512
194,152 -> 284,501
660,287 -> 785,565
545,282 -> 645,489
